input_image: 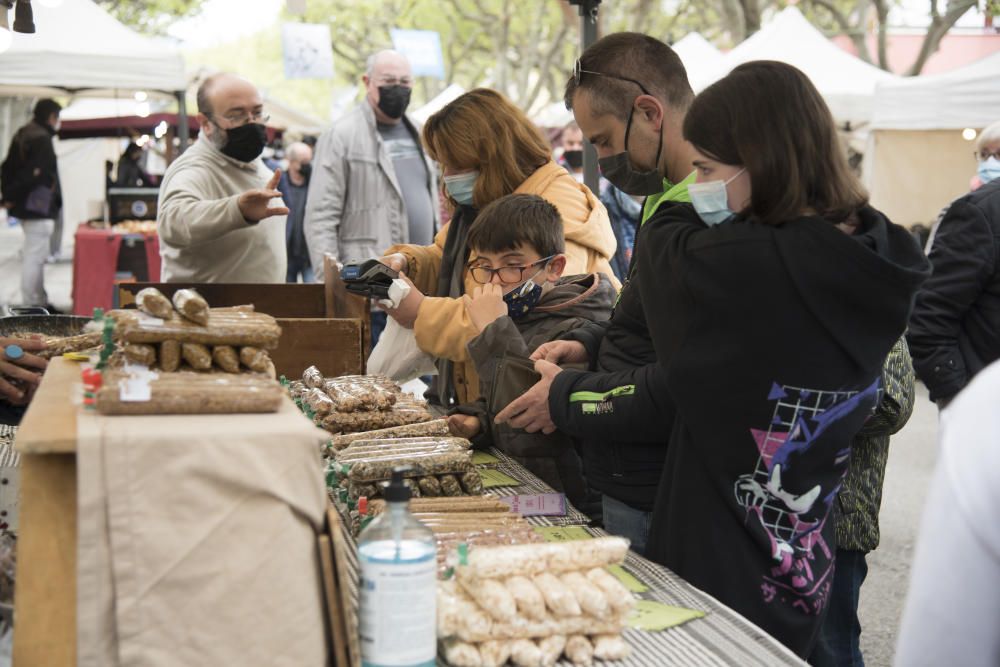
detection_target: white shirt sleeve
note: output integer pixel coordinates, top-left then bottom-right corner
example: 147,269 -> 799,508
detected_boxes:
895,363 -> 1000,667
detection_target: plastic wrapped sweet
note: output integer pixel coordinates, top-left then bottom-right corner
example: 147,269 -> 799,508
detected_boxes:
418,476 -> 442,496
460,537 -> 630,580
367,496 -> 509,516
591,634 -> 630,661
439,473 -> 464,497
560,572 -> 610,620
479,639 -> 512,667
112,308 -> 281,349
302,365 -> 325,389
509,639 -> 542,667
346,451 -> 473,482
239,346 -> 271,373
505,576 -> 547,621
533,572 -> 581,618
442,639 -> 482,667
96,371 -> 284,415
304,388 -> 336,416
136,287 -> 173,319
323,377 -> 397,412
122,343 -> 156,366
182,342 -> 212,370
327,418 -> 451,450
336,437 -> 471,461
212,345 -> 240,373
319,406 -> 433,434
172,288 -> 209,325
460,577 -> 518,623
584,568 -> 634,614
564,635 -> 593,666
160,339 -> 180,372
460,470 -> 484,495
538,635 -> 567,666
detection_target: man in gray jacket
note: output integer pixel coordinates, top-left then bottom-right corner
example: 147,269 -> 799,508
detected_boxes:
304,50 -> 438,283
158,73 -> 288,283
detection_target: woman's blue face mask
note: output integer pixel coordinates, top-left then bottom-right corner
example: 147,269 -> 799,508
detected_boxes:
443,171 -> 478,206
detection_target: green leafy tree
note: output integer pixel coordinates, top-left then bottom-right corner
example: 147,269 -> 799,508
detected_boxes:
96,0 -> 206,35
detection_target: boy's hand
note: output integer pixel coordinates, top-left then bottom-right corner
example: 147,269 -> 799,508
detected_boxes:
463,284 -> 508,333
447,414 -> 481,439
531,340 -> 588,365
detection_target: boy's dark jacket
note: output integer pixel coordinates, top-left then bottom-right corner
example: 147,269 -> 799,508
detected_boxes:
635,203 -> 929,657
453,272 -> 615,460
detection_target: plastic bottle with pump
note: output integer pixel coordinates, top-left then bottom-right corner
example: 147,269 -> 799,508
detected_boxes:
357,468 -> 437,667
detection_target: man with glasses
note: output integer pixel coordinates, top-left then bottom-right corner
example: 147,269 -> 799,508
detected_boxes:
157,72 -> 289,283
909,119 -> 1000,409
305,50 -> 438,344
496,33 -> 697,552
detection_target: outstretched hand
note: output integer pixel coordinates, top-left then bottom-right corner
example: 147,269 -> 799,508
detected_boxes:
238,169 -> 290,223
493,358 -> 563,434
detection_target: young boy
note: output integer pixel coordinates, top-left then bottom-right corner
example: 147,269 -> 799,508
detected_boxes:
447,193 -> 615,506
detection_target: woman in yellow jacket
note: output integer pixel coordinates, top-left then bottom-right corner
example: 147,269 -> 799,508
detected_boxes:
383,88 -> 618,406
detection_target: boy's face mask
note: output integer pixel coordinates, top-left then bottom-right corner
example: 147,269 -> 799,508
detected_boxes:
503,274 -> 545,319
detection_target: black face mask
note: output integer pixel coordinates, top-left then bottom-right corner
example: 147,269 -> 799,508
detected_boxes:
597,102 -> 664,196
219,122 -> 267,163
377,85 -> 412,119
298,162 -> 312,181
563,150 -> 584,170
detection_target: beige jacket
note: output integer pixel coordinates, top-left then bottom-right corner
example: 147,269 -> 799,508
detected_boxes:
388,161 -> 619,404
157,137 -> 286,283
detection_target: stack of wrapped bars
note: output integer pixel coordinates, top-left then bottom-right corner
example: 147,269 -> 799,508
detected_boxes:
439,537 -> 635,667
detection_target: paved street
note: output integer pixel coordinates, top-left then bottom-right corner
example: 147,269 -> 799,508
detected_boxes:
0,222 -> 942,666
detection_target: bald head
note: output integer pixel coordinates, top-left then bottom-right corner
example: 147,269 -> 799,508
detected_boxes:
363,50 -> 413,125
286,141 -> 312,163
197,73 -> 261,117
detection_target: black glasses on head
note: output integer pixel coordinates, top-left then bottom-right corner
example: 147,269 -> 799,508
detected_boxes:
573,59 -> 651,96
468,255 -> 555,285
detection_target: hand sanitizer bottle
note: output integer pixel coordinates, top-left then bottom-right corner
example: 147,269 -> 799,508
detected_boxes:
357,468 -> 437,667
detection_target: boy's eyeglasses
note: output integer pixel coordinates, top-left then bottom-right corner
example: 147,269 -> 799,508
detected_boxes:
469,255 -> 555,285
573,59 -> 651,96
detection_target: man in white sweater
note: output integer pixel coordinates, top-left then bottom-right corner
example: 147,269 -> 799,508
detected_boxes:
157,73 -> 288,283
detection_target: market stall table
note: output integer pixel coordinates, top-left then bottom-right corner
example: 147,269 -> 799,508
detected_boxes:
72,226 -> 161,316
13,358 -> 329,667
328,444 -> 808,666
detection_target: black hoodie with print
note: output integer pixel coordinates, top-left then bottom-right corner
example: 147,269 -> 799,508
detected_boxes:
635,204 -> 929,657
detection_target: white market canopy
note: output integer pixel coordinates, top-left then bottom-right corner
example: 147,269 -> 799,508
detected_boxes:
0,0 -> 187,97
411,83 -> 465,125
671,33 -> 725,92
701,7 -> 897,124
872,51 -> 1000,130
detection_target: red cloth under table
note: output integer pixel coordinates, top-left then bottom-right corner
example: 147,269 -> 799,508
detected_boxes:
72,227 -> 161,316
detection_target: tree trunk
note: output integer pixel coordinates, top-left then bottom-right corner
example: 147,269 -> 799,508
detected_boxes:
738,0 -> 763,36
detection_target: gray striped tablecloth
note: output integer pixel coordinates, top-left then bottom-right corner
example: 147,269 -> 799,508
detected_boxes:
336,448 -> 807,667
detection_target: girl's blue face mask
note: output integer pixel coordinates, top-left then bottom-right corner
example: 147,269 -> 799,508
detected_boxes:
443,171 -> 478,206
688,167 -> 746,226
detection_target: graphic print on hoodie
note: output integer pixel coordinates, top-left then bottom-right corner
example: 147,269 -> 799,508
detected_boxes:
736,378 -> 880,615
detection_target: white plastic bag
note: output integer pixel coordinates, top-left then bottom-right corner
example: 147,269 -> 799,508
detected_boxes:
367,317 -> 437,382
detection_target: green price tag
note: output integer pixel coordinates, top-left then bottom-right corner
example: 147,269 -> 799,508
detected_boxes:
606,564 -> 648,593
532,526 -> 592,542
479,469 -> 520,488
626,600 -> 705,631
472,451 -> 500,465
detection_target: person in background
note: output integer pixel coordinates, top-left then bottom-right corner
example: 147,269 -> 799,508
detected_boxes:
893,360 -> 1000,667
379,88 -> 618,409
810,338 -> 916,667
907,126 -> 1000,408
305,50 -> 438,345
116,142 -> 153,187
558,120 -> 638,283
925,119 -> 1000,253
278,141 -> 314,283
448,194 -> 614,505
558,121 -> 585,181
0,99 -> 62,307
498,32 -> 697,549
157,73 -> 289,283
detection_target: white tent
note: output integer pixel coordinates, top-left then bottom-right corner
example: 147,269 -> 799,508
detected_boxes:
671,33 -> 725,92
702,7 -> 896,124
866,51 -> 1000,225
0,0 -> 187,97
410,83 -> 465,125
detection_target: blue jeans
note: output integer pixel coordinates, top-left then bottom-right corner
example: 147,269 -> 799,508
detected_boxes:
286,256 -> 314,283
809,549 -> 868,667
602,495 -> 651,556
370,310 -> 388,349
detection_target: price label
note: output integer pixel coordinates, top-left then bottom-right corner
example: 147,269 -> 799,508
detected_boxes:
471,451 -> 500,465
606,564 -> 648,593
532,526 -> 592,542
478,469 -> 520,488
498,493 -> 567,517
626,600 -> 705,632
